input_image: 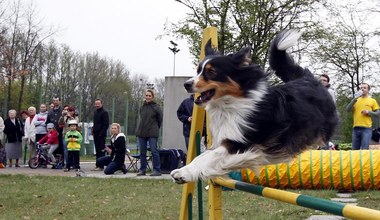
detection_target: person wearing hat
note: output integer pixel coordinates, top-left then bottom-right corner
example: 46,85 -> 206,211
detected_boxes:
58,105 -> 79,166
64,120 -> 82,172
37,123 -> 59,165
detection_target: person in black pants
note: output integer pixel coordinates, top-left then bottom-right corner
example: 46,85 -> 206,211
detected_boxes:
92,98 -> 109,171
177,95 -> 194,149
95,123 -> 127,175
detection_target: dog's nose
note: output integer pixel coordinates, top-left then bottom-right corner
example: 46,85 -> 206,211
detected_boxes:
184,80 -> 193,91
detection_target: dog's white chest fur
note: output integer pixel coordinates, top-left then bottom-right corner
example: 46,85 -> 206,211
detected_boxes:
206,83 -> 267,146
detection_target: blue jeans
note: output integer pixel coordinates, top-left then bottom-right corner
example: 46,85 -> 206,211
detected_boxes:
352,127 -> 372,150
138,137 -> 161,173
96,156 -> 124,175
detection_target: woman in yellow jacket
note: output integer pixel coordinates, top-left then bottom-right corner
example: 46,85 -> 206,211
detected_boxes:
64,120 -> 82,172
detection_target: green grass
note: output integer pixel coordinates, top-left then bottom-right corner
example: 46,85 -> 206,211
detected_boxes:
0,175 -> 379,219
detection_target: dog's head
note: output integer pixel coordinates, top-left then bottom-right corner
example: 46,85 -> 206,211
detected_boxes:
184,40 -> 265,106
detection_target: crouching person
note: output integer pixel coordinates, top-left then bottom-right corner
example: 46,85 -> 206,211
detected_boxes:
96,123 -> 127,175
64,120 -> 82,172
37,123 -> 59,166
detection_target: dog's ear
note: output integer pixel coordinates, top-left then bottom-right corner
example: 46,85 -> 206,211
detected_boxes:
232,47 -> 251,67
205,39 -> 218,56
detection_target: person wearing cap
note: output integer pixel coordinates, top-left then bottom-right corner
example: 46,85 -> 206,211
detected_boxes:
64,120 -> 82,172
58,105 -> 79,166
37,123 -> 59,165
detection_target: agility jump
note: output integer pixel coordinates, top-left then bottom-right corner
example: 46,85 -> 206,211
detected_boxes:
176,27 -> 380,220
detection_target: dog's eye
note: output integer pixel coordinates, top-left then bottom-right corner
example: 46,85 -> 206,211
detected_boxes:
205,67 -> 217,80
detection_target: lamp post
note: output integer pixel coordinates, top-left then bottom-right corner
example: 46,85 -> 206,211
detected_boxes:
169,40 -> 180,76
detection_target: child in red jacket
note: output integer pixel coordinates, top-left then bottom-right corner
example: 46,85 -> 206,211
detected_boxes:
37,123 -> 59,165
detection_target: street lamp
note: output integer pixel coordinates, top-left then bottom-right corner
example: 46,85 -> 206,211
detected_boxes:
169,40 -> 180,76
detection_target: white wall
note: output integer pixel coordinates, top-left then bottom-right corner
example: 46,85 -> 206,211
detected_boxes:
162,76 -> 192,152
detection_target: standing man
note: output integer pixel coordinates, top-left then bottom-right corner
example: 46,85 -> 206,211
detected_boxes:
320,74 -> 337,104
46,97 -> 64,157
319,74 -> 336,150
346,83 -> 380,150
92,99 -> 109,171
177,94 -> 194,149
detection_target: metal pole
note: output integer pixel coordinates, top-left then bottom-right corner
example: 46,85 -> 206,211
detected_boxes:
173,53 -> 176,76
212,177 -> 380,219
125,97 -> 129,135
112,97 -> 115,123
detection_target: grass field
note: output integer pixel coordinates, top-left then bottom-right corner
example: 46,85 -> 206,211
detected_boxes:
1,175 -> 380,219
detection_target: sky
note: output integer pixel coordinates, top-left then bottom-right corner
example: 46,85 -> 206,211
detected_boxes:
33,0 -> 196,80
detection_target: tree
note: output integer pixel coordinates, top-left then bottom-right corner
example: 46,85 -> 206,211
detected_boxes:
305,1 -> 380,97
164,0 -> 322,67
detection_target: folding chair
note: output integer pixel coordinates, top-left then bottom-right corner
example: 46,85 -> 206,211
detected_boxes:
125,148 -> 152,172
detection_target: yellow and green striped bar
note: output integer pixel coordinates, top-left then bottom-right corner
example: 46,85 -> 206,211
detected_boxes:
213,177 -> 380,219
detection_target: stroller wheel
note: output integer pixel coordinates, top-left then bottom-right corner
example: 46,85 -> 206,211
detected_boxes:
28,158 -> 39,169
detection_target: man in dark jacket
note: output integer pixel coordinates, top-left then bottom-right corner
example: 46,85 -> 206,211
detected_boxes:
92,98 -> 109,171
46,97 -> 64,156
177,95 -> 194,149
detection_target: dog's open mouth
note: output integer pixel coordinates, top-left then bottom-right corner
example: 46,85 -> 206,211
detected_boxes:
194,89 -> 215,105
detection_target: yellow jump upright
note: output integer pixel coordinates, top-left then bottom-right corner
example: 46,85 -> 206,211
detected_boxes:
178,26 -> 218,220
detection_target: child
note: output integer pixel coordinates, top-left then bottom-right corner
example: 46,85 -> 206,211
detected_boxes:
37,123 -> 59,165
0,142 -> 6,168
64,120 -> 82,172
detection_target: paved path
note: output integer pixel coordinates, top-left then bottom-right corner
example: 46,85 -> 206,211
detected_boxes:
0,161 -> 173,180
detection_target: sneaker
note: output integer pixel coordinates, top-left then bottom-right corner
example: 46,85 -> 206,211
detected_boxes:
91,167 -> 104,171
64,168 -> 70,172
136,171 -> 146,176
150,172 -> 162,176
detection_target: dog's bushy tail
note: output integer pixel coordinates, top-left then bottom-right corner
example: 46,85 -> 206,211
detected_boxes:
269,30 -> 307,82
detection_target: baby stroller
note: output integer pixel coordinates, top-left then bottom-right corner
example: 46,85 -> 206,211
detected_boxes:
28,143 -> 63,169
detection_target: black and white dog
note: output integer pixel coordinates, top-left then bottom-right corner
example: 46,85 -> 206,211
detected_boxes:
171,30 -> 338,184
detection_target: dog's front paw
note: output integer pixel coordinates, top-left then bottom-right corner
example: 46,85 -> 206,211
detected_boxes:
170,166 -> 199,184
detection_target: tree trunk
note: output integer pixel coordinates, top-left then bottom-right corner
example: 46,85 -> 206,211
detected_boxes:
17,74 -> 26,113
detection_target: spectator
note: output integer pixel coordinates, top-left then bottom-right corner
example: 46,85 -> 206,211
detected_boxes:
95,123 -> 127,175
33,104 -> 49,144
59,105 -> 79,166
24,107 -> 37,159
46,97 -> 64,160
64,120 -> 82,172
0,116 -> 4,145
0,116 -> 4,168
346,83 -> 380,150
91,99 -> 109,171
20,111 -> 28,125
0,142 -> 5,168
320,74 -> 337,104
4,109 -> 23,167
177,94 -> 194,149
37,123 -> 59,165
319,74 -> 336,150
49,103 -> 55,111
135,89 -> 163,176
47,97 -> 63,129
